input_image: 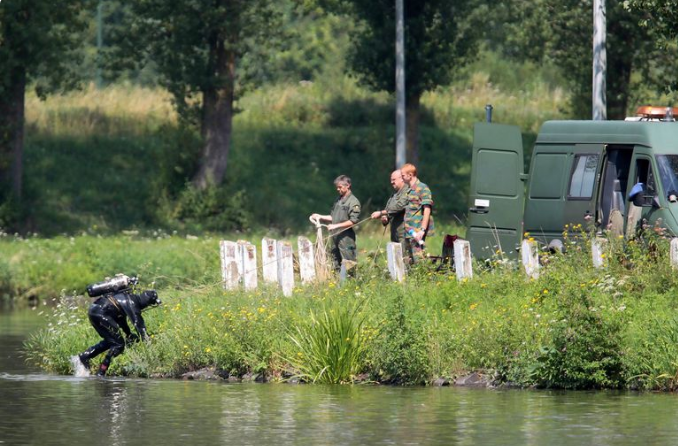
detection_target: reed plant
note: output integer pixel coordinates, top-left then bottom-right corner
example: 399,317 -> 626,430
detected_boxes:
286,298 -> 368,383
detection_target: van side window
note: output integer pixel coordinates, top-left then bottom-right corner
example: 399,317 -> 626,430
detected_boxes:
568,154 -> 599,198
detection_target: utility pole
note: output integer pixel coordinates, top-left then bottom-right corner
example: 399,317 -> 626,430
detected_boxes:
96,0 -> 103,89
395,0 -> 406,167
592,0 -> 606,120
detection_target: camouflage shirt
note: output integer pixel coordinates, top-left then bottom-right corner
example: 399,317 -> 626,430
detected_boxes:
384,185 -> 409,242
404,180 -> 434,236
330,192 -> 361,237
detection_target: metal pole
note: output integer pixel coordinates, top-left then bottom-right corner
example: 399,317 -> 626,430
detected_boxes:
96,0 -> 103,89
395,0 -> 406,167
592,0 -> 606,120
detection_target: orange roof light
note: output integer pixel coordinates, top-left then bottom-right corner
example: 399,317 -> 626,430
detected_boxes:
635,105 -> 678,120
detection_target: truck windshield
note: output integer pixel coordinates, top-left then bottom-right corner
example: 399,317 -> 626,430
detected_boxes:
657,155 -> 678,196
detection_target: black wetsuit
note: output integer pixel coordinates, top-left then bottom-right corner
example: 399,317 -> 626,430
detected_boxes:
79,290 -> 159,376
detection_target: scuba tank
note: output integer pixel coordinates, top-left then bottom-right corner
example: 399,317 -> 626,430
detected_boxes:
86,275 -> 136,297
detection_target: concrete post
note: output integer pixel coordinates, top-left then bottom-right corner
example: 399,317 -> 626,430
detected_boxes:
454,239 -> 473,281
238,241 -> 258,291
276,241 -> 294,297
521,239 -> 540,279
262,237 -> 278,284
297,236 -> 316,284
386,242 -> 406,282
220,240 -> 240,290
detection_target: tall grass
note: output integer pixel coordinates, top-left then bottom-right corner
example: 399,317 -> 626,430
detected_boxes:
287,299 -> 368,383
22,227 -> 678,390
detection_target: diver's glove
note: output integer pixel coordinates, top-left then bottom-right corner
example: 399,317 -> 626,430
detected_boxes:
125,333 -> 140,346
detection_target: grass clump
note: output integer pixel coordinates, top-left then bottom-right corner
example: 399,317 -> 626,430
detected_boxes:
287,298 -> 368,384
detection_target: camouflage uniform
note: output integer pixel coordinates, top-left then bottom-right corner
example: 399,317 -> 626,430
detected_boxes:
384,185 -> 410,251
404,180 -> 434,261
330,193 -> 361,271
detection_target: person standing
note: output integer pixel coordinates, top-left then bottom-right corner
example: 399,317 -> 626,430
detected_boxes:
311,175 -> 361,272
371,169 -> 409,252
401,163 -> 434,262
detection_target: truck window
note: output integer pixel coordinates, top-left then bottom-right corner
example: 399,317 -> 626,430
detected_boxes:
568,154 -> 599,199
657,155 -> 678,196
634,158 -> 657,206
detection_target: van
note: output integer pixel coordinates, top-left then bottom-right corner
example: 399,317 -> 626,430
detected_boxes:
466,106 -> 678,259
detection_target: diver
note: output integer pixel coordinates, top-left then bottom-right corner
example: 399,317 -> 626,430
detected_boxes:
75,276 -> 161,376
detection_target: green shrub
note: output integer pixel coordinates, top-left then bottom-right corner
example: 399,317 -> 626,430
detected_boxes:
368,289 -> 430,384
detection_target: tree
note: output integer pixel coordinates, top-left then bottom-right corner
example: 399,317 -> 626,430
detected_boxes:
0,0 -> 88,212
110,0 -> 283,189
496,0 -> 666,119
324,0 -> 484,165
623,0 -> 678,42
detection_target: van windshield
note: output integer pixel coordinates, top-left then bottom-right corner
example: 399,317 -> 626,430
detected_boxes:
657,155 -> 678,196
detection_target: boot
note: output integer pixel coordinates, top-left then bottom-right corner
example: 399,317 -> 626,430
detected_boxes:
78,354 -> 91,369
96,363 -> 108,376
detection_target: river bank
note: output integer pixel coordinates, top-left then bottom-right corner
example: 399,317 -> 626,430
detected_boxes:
21,227 -> 678,390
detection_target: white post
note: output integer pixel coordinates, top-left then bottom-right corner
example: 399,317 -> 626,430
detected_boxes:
671,238 -> 678,269
386,242 -> 406,282
297,236 -> 316,284
238,241 -> 258,291
591,237 -> 608,268
521,239 -> 540,279
220,240 -> 240,290
276,241 -> 295,297
261,237 -> 278,284
454,239 -> 473,281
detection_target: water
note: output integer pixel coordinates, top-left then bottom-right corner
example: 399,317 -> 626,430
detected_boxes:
2,309 -> 678,446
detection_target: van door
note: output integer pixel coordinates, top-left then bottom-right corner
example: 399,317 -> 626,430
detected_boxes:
467,123 -> 525,259
563,144 -> 605,231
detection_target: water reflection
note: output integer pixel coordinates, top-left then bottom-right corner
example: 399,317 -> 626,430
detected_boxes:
4,310 -> 678,445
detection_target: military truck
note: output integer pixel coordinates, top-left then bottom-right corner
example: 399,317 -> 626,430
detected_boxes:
466,106 -> 678,258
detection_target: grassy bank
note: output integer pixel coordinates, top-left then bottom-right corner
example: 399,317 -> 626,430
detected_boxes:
22,228 -> 678,390
16,70 -> 567,235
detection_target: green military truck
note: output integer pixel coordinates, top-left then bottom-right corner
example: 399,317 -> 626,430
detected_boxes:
466,107 -> 678,258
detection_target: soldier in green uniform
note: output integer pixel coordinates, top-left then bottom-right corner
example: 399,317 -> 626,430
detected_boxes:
401,163 -> 434,263
311,175 -> 361,272
371,169 -> 410,254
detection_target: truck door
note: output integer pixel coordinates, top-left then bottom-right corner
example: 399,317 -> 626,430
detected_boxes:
563,144 -> 605,230
467,123 -> 525,259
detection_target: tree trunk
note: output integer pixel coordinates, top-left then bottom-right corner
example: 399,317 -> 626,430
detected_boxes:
405,91 -> 421,166
192,36 -> 235,190
0,67 -> 26,201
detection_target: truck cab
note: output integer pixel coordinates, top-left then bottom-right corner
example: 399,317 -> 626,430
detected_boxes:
466,107 -> 678,259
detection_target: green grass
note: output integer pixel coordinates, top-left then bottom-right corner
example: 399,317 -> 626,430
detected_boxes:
20,227 -> 678,390
13,58 -> 567,236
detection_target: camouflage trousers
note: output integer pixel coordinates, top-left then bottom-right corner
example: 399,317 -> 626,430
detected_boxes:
405,237 -> 426,264
331,233 -> 357,272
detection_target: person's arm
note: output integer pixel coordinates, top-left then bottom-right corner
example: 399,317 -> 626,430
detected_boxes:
414,206 -> 432,241
310,213 -> 332,223
328,220 -> 354,231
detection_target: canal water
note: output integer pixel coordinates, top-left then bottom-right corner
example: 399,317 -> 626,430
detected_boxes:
2,307 -> 678,446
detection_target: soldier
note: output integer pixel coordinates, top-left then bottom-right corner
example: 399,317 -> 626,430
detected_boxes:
371,169 -> 410,253
310,175 -> 361,272
401,163 -> 434,263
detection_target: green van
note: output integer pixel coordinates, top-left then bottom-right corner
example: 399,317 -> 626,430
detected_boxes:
466,111 -> 678,258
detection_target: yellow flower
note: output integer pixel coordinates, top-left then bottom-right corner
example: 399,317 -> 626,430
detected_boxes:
205,347 -> 212,353
470,303 -> 478,310
543,289 -> 549,295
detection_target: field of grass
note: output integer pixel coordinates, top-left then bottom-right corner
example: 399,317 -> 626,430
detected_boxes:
14,61 -> 568,236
